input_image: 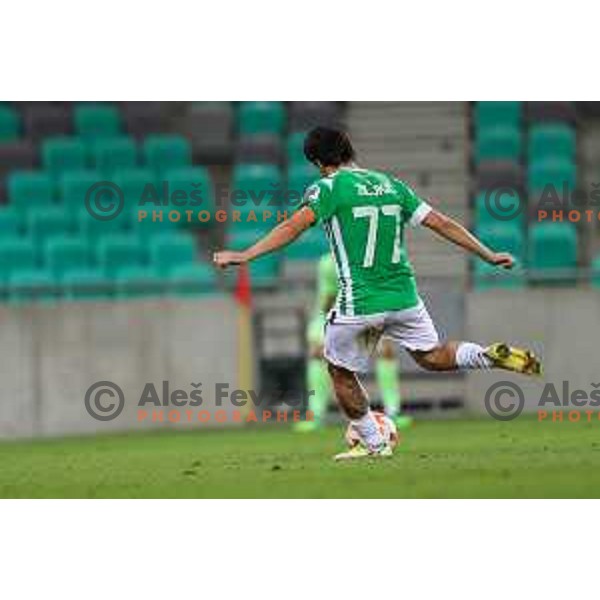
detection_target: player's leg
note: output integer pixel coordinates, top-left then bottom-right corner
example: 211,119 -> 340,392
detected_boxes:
324,315 -> 392,460
295,315 -> 331,433
375,340 -> 413,430
388,302 -> 542,375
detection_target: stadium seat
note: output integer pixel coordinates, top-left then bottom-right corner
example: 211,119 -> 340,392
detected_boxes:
114,265 -> 164,298
89,137 -> 137,175
475,126 -> 521,163
472,260 -> 525,291
142,135 -> 192,175
0,238 -> 36,280
472,224 -> 525,290
0,143 -> 37,201
0,105 -> 20,140
529,124 -> 576,163
288,163 -> 318,205
528,158 -> 576,199
473,191 -> 525,230
249,255 -> 281,288
284,226 -> 329,261
46,237 -> 90,278
162,166 -> 214,227
235,135 -> 283,165
42,138 -> 87,177
8,269 -> 55,303
528,222 -> 578,284
59,170 -> 103,218
474,102 -> 521,131
78,207 -> 130,241
99,234 -> 146,277
238,102 -> 285,136
113,167 -> 157,212
169,263 -> 218,296
287,131 -> 308,166
150,233 -> 196,275
74,104 -> 121,140
8,171 -> 55,218
62,268 -> 111,300
22,103 -> 72,143
27,208 -> 70,253
0,207 -> 19,236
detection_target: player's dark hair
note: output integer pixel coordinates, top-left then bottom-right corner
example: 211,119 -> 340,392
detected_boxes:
304,127 -> 356,167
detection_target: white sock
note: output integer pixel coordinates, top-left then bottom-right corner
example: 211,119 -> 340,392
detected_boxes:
351,411 -> 384,451
455,342 -> 493,370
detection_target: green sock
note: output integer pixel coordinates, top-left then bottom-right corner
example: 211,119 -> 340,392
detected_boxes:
306,358 -> 330,423
375,358 -> 401,417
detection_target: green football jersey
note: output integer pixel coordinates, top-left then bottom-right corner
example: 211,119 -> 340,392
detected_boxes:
302,167 -> 431,317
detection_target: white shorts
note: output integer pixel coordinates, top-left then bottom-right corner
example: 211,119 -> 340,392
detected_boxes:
324,300 -> 440,373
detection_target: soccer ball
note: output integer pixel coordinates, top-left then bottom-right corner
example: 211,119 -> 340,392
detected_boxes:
345,412 -> 399,450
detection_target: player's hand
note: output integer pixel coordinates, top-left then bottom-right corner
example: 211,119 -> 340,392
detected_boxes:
488,252 -> 515,270
213,250 -> 248,269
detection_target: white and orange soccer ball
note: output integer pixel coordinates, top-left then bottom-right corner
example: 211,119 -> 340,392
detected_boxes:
345,412 -> 399,450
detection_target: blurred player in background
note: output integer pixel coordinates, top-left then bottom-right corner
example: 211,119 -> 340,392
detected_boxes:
295,253 -> 412,432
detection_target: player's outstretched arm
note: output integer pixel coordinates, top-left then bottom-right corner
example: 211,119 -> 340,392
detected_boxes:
213,206 -> 316,268
422,209 -> 514,269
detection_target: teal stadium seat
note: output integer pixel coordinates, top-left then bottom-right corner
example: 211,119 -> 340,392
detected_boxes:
89,137 -> 137,175
163,166 -> 215,228
228,232 -> 281,288
99,234 -> 146,277
114,265 -> 164,299
238,101 -> 285,136
529,124 -> 576,163
150,233 -> 196,276
287,131 -> 307,166
475,126 -> 521,163
169,263 -> 218,296
28,207 -> 70,254
475,102 -> 522,131
591,255 -> 600,289
113,167 -> 156,213
528,158 -> 576,198
8,171 -> 54,219
0,105 -> 20,140
472,224 -> 525,290
74,104 -> 121,140
473,191 -> 525,230
8,269 -> 55,303
528,222 -> 578,284
42,137 -> 87,177
284,225 -> 329,261
0,207 -> 19,236
62,268 -> 111,300
231,164 -> 283,232
143,135 -> 191,175
0,238 -> 36,281
46,237 -> 90,278
78,207 -> 130,241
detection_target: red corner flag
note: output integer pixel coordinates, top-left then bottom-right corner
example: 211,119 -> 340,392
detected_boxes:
234,264 -> 253,309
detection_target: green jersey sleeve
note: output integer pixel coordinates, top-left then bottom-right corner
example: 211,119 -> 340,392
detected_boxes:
300,177 -> 335,223
393,178 -> 432,227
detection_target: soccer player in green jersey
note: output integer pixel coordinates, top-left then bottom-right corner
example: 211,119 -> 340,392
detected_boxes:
215,127 -> 542,461
294,253 -> 410,433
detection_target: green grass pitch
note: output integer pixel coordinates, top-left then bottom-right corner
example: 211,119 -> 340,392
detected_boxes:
1,417 -> 600,498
